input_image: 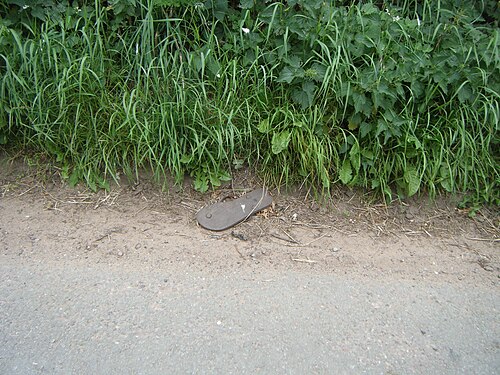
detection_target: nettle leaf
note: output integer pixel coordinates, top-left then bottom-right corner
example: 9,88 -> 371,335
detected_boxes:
285,55 -> 302,68
276,66 -> 295,83
457,83 -> 473,103
376,118 -> 389,138
292,89 -> 308,109
239,0 -> 254,9
348,112 -> 362,130
410,80 -> 424,99
340,81 -> 351,98
352,91 -> 372,116
339,160 -> 353,184
360,122 -> 372,138
361,3 -> 378,15
271,130 -> 291,155
292,81 -> 316,109
372,91 -> 392,112
205,0 -> 228,21
306,63 -> 327,83
302,81 -> 316,96
355,33 -> 372,48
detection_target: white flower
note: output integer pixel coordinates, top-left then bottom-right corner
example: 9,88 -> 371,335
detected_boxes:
241,27 -> 250,34
393,16 -> 400,21
22,5 -> 29,9
417,16 -> 421,27
216,73 -> 221,78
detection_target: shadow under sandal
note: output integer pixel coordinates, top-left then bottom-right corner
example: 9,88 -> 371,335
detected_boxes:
196,188 -> 272,231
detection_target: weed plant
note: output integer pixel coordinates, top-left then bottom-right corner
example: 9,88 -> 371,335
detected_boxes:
0,0 -> 498,206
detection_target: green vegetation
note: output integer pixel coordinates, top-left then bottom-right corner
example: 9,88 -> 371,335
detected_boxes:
0,1 -> 498,205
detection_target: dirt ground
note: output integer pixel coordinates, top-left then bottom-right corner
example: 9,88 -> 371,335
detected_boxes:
1,153 -> 498,285
1,153 -> 500,374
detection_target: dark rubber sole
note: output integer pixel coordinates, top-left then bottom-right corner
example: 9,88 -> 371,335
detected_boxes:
196,188 -> 272,231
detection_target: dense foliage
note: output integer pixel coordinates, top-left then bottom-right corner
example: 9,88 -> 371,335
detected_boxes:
1,1 -> 498,205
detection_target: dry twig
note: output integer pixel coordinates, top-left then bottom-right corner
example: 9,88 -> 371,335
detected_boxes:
291,257 -> 318,264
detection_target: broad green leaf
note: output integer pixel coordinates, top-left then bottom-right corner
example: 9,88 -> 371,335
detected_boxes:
96,175 -> 110,191
180,154 -> 192,164
440,166 -> 453,192
239,0 -> 254,9
87,178 -> 97,193
194,174 -> 209,192
207,56 -> 221,77
293,121 -> 304,128
209,171 -> 230,187
276,66 -> 295,83
352,91 -> 372,116
69,169 -> 80,187
360,122 -> 372,138
349,143 -> 360,173
207,0 -> 228,21
257,118 -> 271,133
441,179 -> 452,192
352,92 -> 365,113
271,130 -> 291,155
410,80 -> 424,98
219,171 -> 232,182
292,81 -> 316,109
339,160 -> 352,184
404,166 -> 420,197
302,81 -> 316,97
361,149 -> 375,160
457,83 -> 473,103
407,136 -> 422,150
292,89 -> 309,109
307,63 -> 327,82
361,3 -> 378,15
348,117 -> 360,130
285,55 -> 301,68
233,158 -> 244,170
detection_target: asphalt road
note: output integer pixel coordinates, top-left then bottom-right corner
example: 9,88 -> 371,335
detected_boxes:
1,259 -> 499,375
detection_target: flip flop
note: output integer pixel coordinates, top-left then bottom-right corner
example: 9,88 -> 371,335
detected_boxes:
196,188 -> 272,231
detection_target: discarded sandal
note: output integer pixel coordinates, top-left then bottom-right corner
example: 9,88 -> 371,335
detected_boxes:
196,188 -> 272,231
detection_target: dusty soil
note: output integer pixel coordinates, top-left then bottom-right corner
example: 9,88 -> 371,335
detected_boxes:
1,154 -> 498,285
1,153 -> 500,374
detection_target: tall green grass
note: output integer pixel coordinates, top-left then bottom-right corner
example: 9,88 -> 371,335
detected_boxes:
0,0 -> 498,205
